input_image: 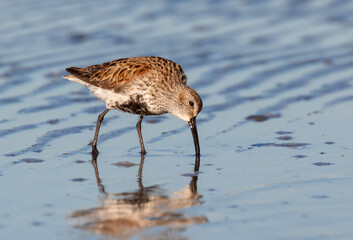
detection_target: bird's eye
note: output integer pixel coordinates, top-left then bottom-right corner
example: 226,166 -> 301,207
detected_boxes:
189,101 -> 194,107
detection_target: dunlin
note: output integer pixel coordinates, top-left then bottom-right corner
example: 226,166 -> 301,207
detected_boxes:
63,56 -> 202,155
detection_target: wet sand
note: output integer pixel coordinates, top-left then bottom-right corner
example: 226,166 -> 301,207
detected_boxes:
1,0 -> 353,239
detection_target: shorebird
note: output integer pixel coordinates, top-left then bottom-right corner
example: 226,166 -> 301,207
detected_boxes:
63,56 -> 202,155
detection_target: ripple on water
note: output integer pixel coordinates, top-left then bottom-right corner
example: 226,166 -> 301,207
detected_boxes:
251,143 -> 310,148
14,158 -> 44,164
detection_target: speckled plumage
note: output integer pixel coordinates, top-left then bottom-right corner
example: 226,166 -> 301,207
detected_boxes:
64,56 -> 202,155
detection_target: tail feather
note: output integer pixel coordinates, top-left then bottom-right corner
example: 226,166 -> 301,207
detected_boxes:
63,67 -> 94,87
65,67 -> 91,81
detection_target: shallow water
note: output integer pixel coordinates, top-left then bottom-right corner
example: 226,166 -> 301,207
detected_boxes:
1,0 -> 353,239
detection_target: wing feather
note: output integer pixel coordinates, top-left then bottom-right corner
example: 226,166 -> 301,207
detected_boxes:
66,58 -> 152,92
65,56 -> 186,92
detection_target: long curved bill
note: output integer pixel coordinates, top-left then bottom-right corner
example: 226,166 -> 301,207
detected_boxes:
188,117 -> 200,156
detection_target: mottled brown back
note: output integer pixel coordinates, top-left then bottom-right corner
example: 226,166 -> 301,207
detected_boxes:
65,56 -> 187,92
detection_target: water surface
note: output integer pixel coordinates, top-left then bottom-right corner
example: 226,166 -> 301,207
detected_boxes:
1,0 -> 353,239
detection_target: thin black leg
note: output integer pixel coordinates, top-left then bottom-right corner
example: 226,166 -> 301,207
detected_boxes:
194,154 -> 200,172
136,115 -> 146,154
138,153 -> 145,188
90,108 -> 110,154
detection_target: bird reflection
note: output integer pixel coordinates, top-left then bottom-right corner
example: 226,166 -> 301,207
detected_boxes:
70,153 -> 207,239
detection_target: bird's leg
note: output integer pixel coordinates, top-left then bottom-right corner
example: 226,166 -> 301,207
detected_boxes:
136,115 -> 146,155
194,154 -> 200,173
90,108 -> 110,154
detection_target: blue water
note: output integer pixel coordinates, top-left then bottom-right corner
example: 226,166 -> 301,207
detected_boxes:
1,0 -> 353,239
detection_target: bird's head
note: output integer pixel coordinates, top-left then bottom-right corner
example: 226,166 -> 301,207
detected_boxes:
171,86 -> 203,122
170,86 -> 202,155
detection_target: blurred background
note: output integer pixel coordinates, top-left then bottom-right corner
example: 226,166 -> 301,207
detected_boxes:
1,0 -> 353,239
